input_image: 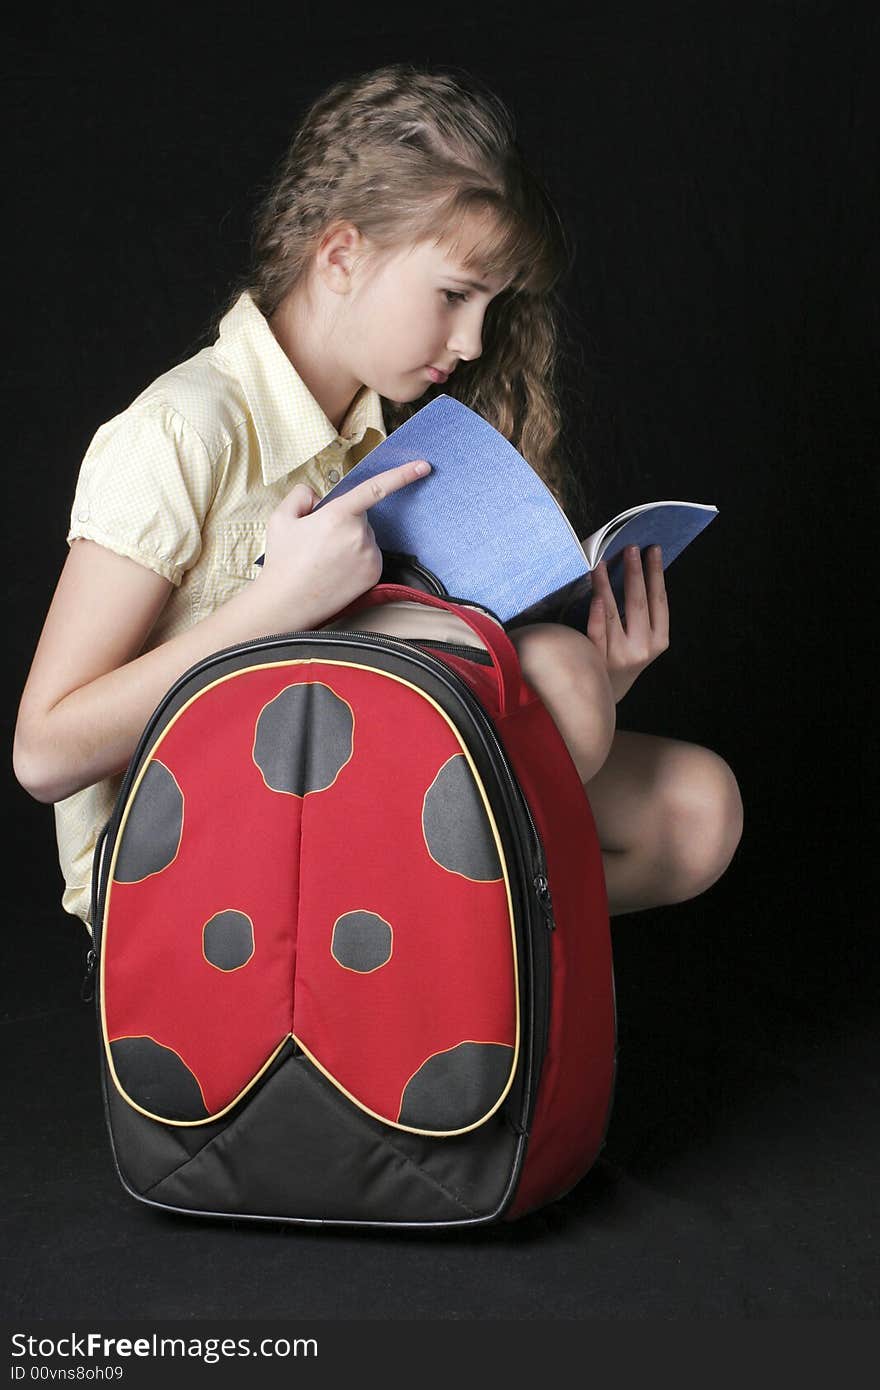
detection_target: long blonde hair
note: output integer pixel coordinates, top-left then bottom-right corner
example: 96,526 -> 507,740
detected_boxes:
237,63 -> 578,510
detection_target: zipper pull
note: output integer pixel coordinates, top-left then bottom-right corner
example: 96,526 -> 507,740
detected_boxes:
80,947 -> 97,1002
534,874 -> 555,930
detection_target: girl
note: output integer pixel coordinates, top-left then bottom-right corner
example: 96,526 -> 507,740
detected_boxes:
13,63 -> 742,936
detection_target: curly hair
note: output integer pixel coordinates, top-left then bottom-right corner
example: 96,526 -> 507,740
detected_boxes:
233,63 -> 578,510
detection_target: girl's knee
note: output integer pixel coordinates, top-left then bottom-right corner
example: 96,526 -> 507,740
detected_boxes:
661,748 -> 744,900
509,622 -> 615,779
512,622 -> 610,694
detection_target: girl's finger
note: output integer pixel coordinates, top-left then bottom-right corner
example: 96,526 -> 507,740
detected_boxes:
336,459 -> 432,517
620,544 -> 650,639
591,561 -> 620,634
586,593 -> 608,658
645,545 -> 669,639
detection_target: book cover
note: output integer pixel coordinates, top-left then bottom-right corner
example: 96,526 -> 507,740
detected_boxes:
308,395 -> 718,631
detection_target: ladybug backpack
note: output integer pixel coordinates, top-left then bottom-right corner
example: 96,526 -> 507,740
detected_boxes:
89,582 -> 616,1227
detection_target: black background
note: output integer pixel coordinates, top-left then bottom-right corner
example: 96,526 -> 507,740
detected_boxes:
5,0 -> 878,1323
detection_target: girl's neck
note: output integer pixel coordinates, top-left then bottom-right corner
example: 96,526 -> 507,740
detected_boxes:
269,288 -> 363,435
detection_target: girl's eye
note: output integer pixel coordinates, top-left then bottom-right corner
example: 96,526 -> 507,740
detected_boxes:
443,290 -> 468,305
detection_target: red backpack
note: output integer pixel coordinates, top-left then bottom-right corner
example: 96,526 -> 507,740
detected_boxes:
88,584 -> 616,1227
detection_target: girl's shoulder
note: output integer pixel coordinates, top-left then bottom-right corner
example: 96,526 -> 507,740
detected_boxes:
93,341 -> 252,469
68,339 -> 248,579
140,345 -> 252,459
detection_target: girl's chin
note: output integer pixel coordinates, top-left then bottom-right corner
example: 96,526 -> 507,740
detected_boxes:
384,382 -> 433,405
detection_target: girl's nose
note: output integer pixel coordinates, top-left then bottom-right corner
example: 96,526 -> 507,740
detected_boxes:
447,313 -> 484,363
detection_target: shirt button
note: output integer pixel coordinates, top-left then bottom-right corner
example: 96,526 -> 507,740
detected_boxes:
327,469 -> 340,484
77,505 -> 90,521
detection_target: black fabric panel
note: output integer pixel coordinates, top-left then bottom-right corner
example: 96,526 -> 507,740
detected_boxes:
109,1037 -> 209,1121
253,681 -> 353,795
142,1049 -> 521,1225
113,760 -> 183,882
379,553 -> 449,596
202,910 -> 255,971
399,1042 -> 514,1130
331,911 -> 393,972
422,754 -> 504,880
406,638 -> 494,665
103,1059 -> 230,1195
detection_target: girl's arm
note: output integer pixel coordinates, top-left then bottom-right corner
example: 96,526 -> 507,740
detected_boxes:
13,460 -> 431,805
13,538 -> 304,804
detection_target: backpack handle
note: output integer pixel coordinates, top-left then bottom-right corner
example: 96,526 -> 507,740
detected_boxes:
330,583 -> 521,717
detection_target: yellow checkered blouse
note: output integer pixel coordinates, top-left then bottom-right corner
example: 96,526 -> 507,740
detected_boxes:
55,292 -> 387,929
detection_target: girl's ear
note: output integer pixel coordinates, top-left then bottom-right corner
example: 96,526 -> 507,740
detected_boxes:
315,221 -> 369,295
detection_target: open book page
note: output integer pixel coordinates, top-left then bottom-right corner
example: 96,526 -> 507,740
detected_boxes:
513,501 -> 719,631
581,501 -> 718,569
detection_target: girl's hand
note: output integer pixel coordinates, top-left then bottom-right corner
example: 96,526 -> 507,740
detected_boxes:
586,545 -> 669,703
259,459 -> 432,628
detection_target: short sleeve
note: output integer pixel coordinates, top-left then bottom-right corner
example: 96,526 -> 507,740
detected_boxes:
66,405 -> 216,586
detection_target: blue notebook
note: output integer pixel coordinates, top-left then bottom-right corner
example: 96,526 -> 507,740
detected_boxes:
268,395 -> 718,632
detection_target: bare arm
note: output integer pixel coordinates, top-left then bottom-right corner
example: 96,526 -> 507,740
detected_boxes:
13,459 -> 431,805
12,539 -> 303,803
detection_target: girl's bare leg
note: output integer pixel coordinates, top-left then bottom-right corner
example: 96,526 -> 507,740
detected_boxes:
509,624 -> 743,917
584,730 -> 744,916
508,621 -> 617,783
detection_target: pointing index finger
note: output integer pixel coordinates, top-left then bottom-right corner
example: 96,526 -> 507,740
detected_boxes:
336,459 -> 431,515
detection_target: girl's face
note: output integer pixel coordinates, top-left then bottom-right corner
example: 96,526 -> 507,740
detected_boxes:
344,213 -> 511,403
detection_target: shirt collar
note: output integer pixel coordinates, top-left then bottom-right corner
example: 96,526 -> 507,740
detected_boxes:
215,291 -> 386,487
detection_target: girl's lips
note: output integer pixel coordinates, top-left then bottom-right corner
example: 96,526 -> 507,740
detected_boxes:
426,366 -> 448,384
